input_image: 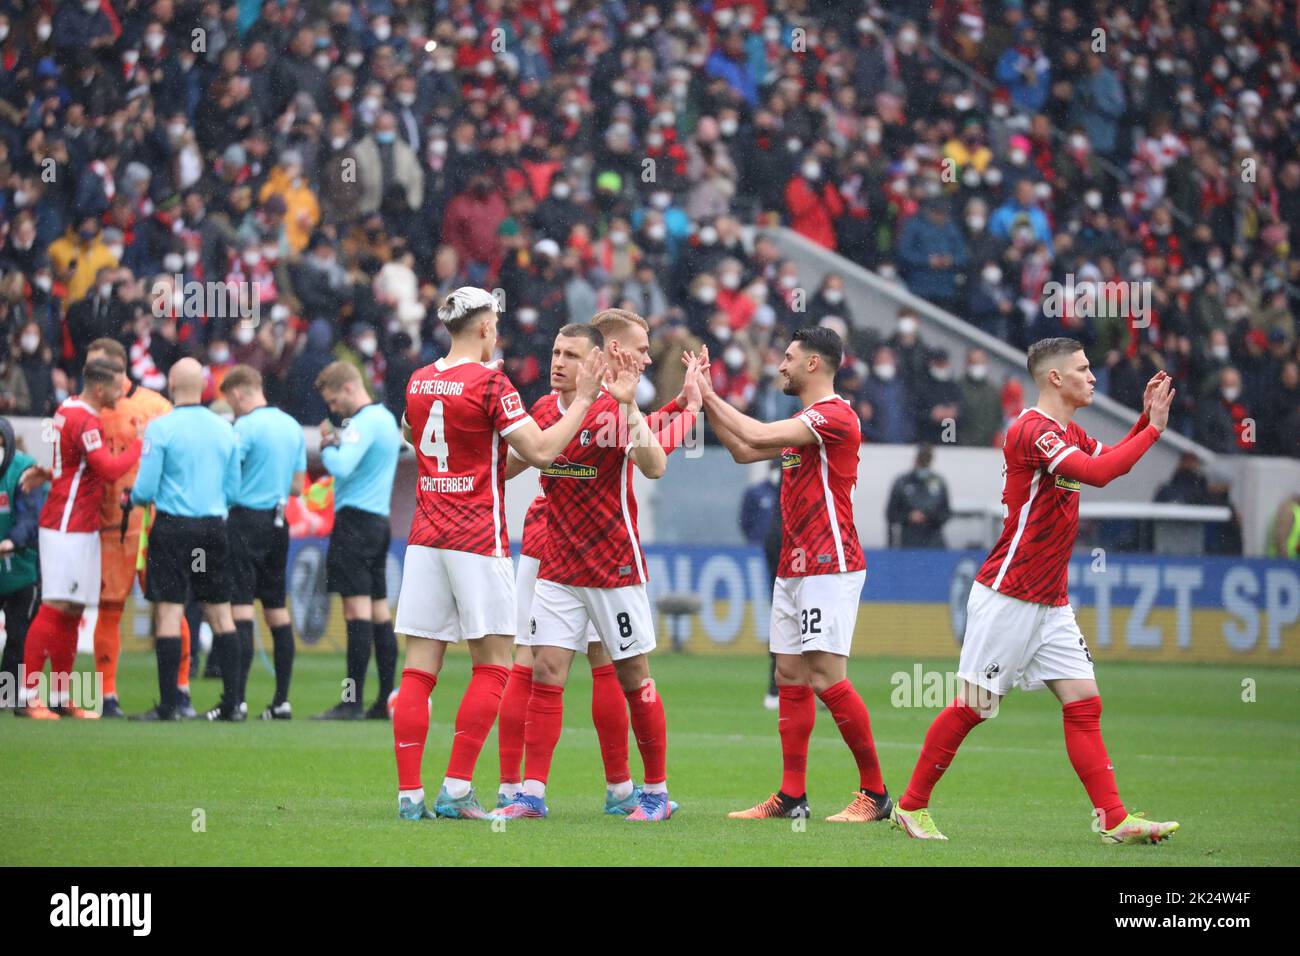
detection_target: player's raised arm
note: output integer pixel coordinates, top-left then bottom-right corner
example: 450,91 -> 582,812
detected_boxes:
505,349 -> 606,468
606,349 -> 667,479
1051,377 -> 1172,487
688,350 -> 780,463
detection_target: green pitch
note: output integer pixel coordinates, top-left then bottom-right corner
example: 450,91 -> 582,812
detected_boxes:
3,652 -> 1297,866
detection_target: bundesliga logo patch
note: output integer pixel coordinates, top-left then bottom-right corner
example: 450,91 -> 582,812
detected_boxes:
1034,430 -> 1066,459
82,429 -> 103,452
501,393 -> 524,419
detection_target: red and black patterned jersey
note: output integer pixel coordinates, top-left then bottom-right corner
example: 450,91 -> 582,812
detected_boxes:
537,392 -> 650,589
40,398 -> 142,534
404,358 -> 533,557
519,393 -> 563,560
520,394 -> 694,564
777,396 -> 866,577
975,408 -> 1100,606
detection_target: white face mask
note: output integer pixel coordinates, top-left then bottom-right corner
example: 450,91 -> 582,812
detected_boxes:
897,318 -> 919,336
145,32 -> 164,52
802,162 -> 822,181
163,253 -> 184,273
335,85 -> 353,100
698,227 -> 718,245
1222,386 -> 1241,402
609,231 -> 628,247
107,244 -> 124,260
873,363 -> 896,381
720,272 -> 740,290
864,128 -> 882,146
243,251 -> 260,267
779,274 -> 798,290
331,136 -> 348,150
235,325 -> 256,345
719,118 -> 738,137
724,347 -> 745,370
929,365 -> 952,381
397,92 -> 415,107
358,337 -> 377,357
823,288 -> 843,304
21,333 -> 40,354
209,348 -> 230,364
982,266 -> 1002,284
646,223 -> 666,241
37,23 -> 52,41
651,192 -> 671,209
695,286 -> 717,304
314,54 -> 330,72
967,216 -> 986,232
967,363 -> 988,381
1211,344 -> 1230,361
551,182 -> 571,199
35,274 -> 52,292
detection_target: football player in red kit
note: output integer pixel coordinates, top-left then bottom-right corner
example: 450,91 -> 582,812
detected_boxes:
891,337 -> 1181,844
19,360 -> 142,719
492,309 -> 687,822
496,319 -> 700,815
389,287 -> 606,821
694,329 -> 891,823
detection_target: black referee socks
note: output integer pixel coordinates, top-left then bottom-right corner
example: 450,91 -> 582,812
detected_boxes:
345,618 -> 374,705
270,624 -> 295,706
235,621 -> 255,707
156,636 -> 182,715
215,631 -> 241,713
373,621 -> 397,704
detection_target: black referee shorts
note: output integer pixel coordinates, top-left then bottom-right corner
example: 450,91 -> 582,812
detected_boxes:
146,511 -> 232,605
228,505 -> 290,608
326,507 -> 391,600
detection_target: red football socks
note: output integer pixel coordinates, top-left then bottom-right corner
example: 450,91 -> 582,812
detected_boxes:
818,679 -> 884,793
497,663 -> 533,785
900,701 -> 985,811
1062,696 -> 1126,830
24,605 -> 80,704
522,681 -> 565,785
445,664 -> 510,782
590,663 -> 630,784
624,682 -> 668,786
392,668 -> 437,791
778,684 -> 815,797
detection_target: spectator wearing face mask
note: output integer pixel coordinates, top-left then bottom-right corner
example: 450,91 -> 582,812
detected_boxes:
292,234 -> 353,325
711,341 -> 758,413
14,321 -> 58,417
958,349 -> 1002,447
65,267 -> 127,369
334,322 -> 383,399
886,445 -> 951,548
858,345 -> 916,444
1069,54 -> 1126,163
808,274 -> 854,326
784,153 -> 844,250
968,260 -> 1016,341
990,179 -> 1053,246
995,24 -> 1051,114
914,348 -> 963,445
47,217 -> 116,306
353,112 -> 425,219
1195,366 -> 1254,454
258,151 -> 321,254
897,198 -> 968,313
888,310 -> 929,387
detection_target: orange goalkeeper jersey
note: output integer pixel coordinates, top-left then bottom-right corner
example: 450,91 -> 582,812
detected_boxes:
99,382 -> 173,532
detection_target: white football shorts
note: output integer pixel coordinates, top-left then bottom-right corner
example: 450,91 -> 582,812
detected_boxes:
957,581 -> 1095,695
38,528 -> 100,607
769,570 -> 865,657
514,554 -> 598,646
529,578 -> 655,661
395,545 -> 515,641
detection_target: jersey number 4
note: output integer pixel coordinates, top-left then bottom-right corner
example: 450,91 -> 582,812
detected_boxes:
419,400 -> 451,472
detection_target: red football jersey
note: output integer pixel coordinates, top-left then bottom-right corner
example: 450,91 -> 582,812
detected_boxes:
537,392 -> 652,588
40,398 -> 141,534
976,407 -> 1101,606
520,394 -> 692,562
404,358 -> 533,557
778,396 -> 866,577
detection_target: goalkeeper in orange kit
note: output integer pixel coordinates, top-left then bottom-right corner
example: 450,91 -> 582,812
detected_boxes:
84,340 -> 195,718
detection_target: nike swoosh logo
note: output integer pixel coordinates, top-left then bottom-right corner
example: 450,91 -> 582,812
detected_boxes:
619,641 -> 635,651
801,637 -> 815,644
398,742 -> 419,748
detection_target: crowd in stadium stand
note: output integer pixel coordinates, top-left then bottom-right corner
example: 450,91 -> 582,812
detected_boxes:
0,0 -> 1297,457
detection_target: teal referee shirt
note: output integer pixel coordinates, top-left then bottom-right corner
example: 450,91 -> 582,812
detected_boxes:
233,405 -> 307,510
132,405 -> 241,517
321,402 -> 401,517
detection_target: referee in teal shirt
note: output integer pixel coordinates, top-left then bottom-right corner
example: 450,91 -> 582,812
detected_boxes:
221,365 -> 308,721
130,358 -> 243,722
313,362 -> 402,720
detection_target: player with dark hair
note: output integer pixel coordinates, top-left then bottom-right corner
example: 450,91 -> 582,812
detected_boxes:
695,328 -> 892,823
389,287 -> 605,821
495,317 -> 700,815
221,365 -> 307,720
20,359 -> 142,719
890,337 -> 1181,844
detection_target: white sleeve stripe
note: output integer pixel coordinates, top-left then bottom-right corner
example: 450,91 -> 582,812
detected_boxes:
499,416 -> 533,438
1092,442 -> 1104,457
1047,446 -> 1078,474
796,413 -> 823,445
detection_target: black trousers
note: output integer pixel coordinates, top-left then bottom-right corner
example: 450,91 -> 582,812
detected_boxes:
0,584 -> 39,694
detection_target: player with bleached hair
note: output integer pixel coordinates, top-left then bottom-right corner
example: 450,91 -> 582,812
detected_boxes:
890,337 -> 1181,844
389,287 -> 605,821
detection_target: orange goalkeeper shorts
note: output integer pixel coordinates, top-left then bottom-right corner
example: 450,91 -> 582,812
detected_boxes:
99,530 -> 143,606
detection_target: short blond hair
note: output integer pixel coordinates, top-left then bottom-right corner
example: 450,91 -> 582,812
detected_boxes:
590,308 -> 648,341
221,364 -> 264,395
315,361 -> 362,393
